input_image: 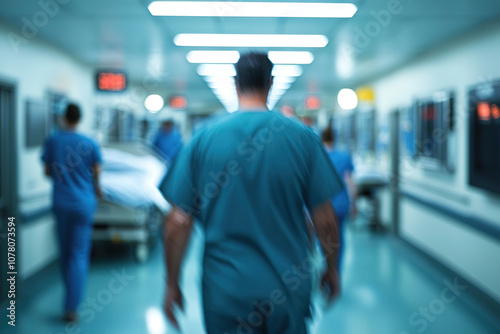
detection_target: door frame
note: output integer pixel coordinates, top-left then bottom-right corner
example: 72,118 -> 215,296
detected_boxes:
0,78 -> 18,306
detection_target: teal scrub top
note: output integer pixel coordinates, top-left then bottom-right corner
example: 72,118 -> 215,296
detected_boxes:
42,130 -> 102,210
160,111 -> 343,315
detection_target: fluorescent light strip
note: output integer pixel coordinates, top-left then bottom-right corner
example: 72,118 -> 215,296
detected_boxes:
204,76 -> 235,84
272,65 -> 303,77
273,76 -> 296,84
208,82 -> 235,89
268,51 -> 314,64
198,64 -> 236,76
175,34 -> 328,48
272,82 -> 292,90
149,2 -> 357,18
187,51 -> 240,64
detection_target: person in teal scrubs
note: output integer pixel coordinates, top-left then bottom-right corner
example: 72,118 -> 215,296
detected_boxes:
160,52 -> 344,333
42,103 -> 102,323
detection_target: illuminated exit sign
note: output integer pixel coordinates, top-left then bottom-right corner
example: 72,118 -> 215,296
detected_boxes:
96,71 -> 127,92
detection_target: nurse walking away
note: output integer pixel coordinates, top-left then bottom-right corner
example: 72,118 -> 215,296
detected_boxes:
160,52 -> 345,333
42,103 -> 102,323
321,126 -> 358,274
153,119 -> 183,164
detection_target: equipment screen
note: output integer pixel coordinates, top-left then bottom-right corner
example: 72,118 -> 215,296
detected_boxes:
469,80 -> 500,194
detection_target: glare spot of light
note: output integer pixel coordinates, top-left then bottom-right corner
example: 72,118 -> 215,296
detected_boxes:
146,307 -> 167,334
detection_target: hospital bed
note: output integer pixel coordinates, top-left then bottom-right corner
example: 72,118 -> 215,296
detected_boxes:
92,142 -> 171,263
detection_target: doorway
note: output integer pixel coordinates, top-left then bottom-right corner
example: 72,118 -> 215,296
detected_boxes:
0,81 -> 17,304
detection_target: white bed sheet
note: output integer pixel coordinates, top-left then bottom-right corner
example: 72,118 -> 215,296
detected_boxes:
100,148 -> 171,213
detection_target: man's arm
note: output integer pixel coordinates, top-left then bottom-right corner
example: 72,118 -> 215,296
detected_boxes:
311,200 -> 341,301
93,164 -> 102,198
163,206 -> 194,328
44,164 -> 51,177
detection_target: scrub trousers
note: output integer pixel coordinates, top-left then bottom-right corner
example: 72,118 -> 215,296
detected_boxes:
203,285 -> 310,334
53,206 -> 94,312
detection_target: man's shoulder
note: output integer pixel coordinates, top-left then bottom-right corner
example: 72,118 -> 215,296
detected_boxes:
73,132 -> 100,148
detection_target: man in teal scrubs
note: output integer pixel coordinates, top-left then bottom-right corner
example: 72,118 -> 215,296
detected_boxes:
161,52 -> 344,333
42,103 -> 102,323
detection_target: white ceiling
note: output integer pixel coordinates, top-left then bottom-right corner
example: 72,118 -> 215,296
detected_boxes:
1,0 -> 500,111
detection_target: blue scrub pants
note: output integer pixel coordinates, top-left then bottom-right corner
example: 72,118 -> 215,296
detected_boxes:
53,206 -> 94,312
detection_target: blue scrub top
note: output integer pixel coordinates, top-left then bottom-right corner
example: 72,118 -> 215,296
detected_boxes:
153,128 -> 183,163
327,149 -> 354,220
160,111 -> 344,315
42,130 -> 102,210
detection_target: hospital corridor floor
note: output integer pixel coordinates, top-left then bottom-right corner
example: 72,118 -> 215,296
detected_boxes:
5,224 -> 500,334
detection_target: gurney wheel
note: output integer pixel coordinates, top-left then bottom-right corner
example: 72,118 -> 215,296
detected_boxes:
134,242 -> 149,263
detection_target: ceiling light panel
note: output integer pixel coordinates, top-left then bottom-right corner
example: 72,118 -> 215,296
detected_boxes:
268,51 -> 314,64
149,2 -> 357,18
187,51 -> 240,64
174,34 -> 328,48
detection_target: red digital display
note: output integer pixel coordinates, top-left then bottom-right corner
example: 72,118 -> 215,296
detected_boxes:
304,96 -> 321,110
492,104 -> 500,120
169,95 -> 187,109
478,102 -> 500,121
96,72 -> 127,92
477,102 -> 491,121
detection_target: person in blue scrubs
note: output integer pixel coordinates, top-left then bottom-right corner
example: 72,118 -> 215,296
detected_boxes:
321,126 -> 357,274
160,52 -> 344,333
153,119 -> 183,164
42,103 -> 102,323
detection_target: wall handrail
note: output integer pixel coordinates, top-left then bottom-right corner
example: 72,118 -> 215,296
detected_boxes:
400,191 -> 500,242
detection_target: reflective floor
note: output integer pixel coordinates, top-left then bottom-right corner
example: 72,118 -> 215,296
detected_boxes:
6,223 -> 500,334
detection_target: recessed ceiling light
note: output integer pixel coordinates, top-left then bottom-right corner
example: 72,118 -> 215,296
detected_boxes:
149,2 -> 357,18
337,88 -> 358,110
204,76 -> 235,83
144,94 -> 164,113
187,51 -> 240,64
272,82 -> 292,90
197,64 -> 236,77
268,51 -> 314,64
174,34 -> 328,48
272,65 -> 303,77
273,76 -> 297,84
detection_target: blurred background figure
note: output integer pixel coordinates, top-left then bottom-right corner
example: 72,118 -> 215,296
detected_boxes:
153,119 -> 183,164
321,125 -> 357,274
41,104 -> 102,323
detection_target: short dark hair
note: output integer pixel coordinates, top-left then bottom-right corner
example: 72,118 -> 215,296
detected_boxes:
235,52 -> 273,94
321,126 -> 335,144
65,103 -> 81,124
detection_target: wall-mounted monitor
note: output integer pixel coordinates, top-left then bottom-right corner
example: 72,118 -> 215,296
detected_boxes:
414,91 -> 454,171
25,99 -> 49,148
468,80 -> 500,194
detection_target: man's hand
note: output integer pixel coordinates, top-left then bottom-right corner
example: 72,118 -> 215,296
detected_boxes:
95,186 -> 103,199
321,267 -> 341,302
164,282 -> 184,329
162,206 -> 193,329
